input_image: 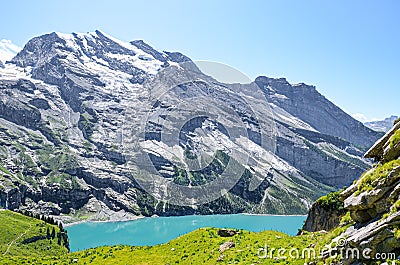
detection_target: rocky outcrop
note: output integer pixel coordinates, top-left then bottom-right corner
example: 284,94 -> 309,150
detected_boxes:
29,98 -> 50,110
302,194 -> 346,232
0,186 -> 26,210
321,122 -> 400,264
341,212 -> 400,264
365,120 -> 400,162
342,166 -> 400,224
0,94 -> 41,130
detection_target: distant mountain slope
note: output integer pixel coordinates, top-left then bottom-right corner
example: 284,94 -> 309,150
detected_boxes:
365,115 -> 398,132
0,30 -> 381,221
255,77 -> 382,148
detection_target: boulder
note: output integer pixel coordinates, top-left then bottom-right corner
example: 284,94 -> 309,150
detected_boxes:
365,121 -> 400,161
343,166 -> 400,223
217,229 -> 237,237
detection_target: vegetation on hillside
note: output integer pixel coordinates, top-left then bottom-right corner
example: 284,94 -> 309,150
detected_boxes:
316,190 -> 344,211
389,129 -> 400,148
1,207 -> 399,264
0,210 -> 69,257
0,225 -> 346,265
356,159 -> 400,194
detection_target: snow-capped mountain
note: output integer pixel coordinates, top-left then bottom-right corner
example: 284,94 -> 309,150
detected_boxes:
365,115 -> 398,132
0,31 -> 382,222
0,39 -> 21,64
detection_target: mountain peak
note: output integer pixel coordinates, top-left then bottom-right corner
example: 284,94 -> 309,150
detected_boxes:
10,30 -> 192,75
255,76 -> 289,85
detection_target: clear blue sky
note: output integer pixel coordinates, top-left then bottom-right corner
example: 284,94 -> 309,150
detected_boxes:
1,0 -> 399,121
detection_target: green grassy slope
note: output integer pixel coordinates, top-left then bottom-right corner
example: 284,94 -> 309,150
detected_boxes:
0,210 -> 68,257
0,224 -> 350,265
0,210 -> 398,264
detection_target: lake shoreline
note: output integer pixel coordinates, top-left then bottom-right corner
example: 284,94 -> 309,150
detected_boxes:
64,215 -> 145,228
66,214 -> 307,252
64,212 -> 306,227
62,209 -> 145,227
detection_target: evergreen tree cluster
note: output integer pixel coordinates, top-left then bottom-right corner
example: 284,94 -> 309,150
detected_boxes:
14,209 -> 70,251
15,209 -> 58,225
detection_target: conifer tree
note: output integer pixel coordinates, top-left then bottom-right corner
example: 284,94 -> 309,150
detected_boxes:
51,227 -> 56,239
46,227 -> 50,239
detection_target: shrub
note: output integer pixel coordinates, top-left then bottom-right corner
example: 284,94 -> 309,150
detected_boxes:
389,130 -> 400,148
317,190 -> 344,211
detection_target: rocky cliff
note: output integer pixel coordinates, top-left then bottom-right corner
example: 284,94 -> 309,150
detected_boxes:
302,190 -> 347,232
255,76 -> 381,149
0,30 -> 381,222
303,119 -> 400,264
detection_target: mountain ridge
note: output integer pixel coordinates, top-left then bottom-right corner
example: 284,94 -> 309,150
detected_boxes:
0,30 -> 382,222
365,115 -> 399,132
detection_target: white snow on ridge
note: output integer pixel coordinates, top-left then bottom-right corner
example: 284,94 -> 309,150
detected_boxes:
0,39 -> 21,63
106,52 -> 163,75
55,32 -> 79,51
91,30 -> 140,53
54,31 -> 164,75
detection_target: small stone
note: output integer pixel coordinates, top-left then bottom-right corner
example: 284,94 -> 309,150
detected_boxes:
219,241 -> 235,252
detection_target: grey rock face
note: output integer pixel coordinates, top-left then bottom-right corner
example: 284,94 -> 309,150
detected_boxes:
342,212 -> 400,264
255,76 -> 383,149
0,60 -> 4,68
130,40 -> 191,64
0,30 -> 380,222
302,200 -> 346,232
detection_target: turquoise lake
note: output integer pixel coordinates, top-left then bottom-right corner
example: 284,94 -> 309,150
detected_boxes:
67,214 -> 306,252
